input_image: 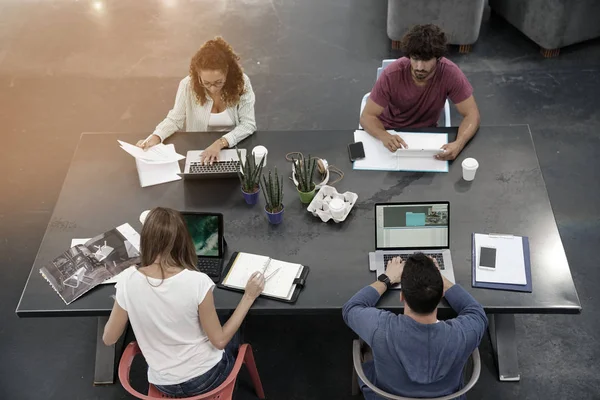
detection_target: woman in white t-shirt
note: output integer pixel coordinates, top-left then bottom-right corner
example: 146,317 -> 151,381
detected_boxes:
103,207 -> 264,397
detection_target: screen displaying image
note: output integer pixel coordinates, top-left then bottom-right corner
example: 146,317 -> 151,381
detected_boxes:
376,203 -> 448,248
182,214 -> 220,256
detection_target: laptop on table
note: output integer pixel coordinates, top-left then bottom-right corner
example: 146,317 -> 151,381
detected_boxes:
180,211 -> 225,282
178,149 -> 246,180
372,201 -> 456,289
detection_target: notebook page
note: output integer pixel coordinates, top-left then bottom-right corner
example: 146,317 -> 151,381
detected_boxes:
262,259 -> 303,300
222,253 -> 270,289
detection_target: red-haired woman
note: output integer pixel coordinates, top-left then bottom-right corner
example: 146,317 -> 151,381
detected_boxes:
137,37 -> 256,164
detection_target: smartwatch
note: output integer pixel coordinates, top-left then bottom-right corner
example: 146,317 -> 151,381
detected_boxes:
377,274 -> 392,289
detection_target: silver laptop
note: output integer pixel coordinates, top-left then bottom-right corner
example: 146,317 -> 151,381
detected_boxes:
371,201 -> 456,289
178,149 -> 247,180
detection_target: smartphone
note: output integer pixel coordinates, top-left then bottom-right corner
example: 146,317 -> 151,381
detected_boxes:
478,246 -> 497,271
348,142 -> 365,162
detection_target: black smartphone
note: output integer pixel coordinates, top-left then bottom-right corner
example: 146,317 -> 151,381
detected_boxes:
478,246 -> 497,270
348,142 -> 365,162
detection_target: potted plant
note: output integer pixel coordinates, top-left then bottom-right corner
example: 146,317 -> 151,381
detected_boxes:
262,168 -> 284,224
292,155 -> 317,204
236,148 -> 265,205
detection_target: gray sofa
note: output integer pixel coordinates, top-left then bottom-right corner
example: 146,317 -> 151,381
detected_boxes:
490,0 -> 600,57
387,0 -> 486,53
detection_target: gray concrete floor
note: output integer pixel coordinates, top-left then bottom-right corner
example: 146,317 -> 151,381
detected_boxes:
1,0 -> 599,399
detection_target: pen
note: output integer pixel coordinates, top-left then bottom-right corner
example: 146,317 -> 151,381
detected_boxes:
265,267 -> 281,281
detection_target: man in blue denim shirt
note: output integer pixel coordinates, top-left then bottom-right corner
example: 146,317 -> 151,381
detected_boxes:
343,254 -> 487,399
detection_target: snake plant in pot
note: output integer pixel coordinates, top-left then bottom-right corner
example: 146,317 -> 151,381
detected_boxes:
292,155 -> 317,204
236,148 -> 265,205
262,168 -> 284,224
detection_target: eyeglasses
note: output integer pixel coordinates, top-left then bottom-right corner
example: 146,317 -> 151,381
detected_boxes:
201,80 -> 225,89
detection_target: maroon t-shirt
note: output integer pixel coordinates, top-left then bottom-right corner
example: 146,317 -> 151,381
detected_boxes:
369,57 -> 473,128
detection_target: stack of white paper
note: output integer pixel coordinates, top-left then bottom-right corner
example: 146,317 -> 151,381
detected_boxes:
118,140 -> 186,187
474,234 -> 527,285
353,130 -> 448,172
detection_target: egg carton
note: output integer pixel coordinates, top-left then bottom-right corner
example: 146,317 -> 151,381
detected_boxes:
307,185 -> 358,223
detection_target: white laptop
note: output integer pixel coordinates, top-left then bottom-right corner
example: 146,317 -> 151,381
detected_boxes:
370,201 -> 456,289
179,149 -> 246,180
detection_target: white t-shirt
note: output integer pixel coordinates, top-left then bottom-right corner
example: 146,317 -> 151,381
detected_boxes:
115,266 -> 224,385
208,110 -> 235,132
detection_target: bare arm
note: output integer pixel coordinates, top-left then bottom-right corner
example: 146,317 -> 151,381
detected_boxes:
103,301 -> 129,346
198,272 -> 264,350
437,95 -> 480,160
360,98 -> 407,151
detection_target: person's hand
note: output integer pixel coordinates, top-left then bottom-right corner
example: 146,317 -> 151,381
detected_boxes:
136,134 -> 161,150
200,140 -> 225,165
436,141 -> 464,161
381,133 -> 408,152
385,257 -> 405,284
431,257 -> 454,294
244,271 -> 265,300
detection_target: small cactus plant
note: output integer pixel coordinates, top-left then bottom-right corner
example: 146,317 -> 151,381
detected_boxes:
292,155 -> 316,193
236,148 -> 265,193
262,168 -> 284,213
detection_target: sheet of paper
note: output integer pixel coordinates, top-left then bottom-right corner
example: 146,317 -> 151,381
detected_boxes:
135,157 -> 182,187
222,253 -> 303,300
474,234 -> 527,285
118,140 -> 185,163
353,130 -> 448,172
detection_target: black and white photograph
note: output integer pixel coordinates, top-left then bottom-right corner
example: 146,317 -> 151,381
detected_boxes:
39,225 -> 140,305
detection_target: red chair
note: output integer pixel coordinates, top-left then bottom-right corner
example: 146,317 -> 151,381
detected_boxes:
118,342 -> 266,400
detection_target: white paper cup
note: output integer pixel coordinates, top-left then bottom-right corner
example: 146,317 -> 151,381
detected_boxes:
462,158 -> 479,181
252,146 -> 268,167
329,198 -> 345,220
139,210 -> 150,224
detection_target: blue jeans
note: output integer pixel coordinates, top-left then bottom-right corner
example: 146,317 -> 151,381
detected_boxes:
154,342 -> 237,398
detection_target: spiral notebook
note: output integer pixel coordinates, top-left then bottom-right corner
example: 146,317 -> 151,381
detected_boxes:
219,252 -> 309,302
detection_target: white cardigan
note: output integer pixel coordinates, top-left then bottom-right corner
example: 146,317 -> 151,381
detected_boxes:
151,74 -> 256,147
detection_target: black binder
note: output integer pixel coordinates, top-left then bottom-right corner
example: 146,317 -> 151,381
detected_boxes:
218,252 -> 310,304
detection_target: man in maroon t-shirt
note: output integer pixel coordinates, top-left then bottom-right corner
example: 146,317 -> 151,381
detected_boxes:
360,24 -> 480,161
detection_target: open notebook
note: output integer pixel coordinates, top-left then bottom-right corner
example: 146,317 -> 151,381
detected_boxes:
221,253 -> 306,301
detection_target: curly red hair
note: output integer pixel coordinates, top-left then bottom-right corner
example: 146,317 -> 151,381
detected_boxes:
189,37 -> 246,107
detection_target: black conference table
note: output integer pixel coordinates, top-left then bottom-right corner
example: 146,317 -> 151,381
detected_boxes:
16,126 -> 581,385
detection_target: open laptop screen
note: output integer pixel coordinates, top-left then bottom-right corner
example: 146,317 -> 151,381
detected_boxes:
375,202 -> 449,249
180,212 -> 223,257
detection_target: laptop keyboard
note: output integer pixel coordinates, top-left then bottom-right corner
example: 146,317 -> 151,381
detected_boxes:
189,161 -> 240,174
197,258 -> 222,279
383,253 -> 445,270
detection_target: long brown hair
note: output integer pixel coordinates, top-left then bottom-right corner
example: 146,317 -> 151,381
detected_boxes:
139,208 -> 198,282
189,37 -> 246,107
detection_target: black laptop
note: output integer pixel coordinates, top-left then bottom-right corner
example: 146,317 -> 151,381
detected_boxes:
180,211 -> 225,282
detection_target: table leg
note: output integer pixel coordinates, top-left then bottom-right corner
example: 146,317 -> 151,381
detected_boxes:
94,316 -> 116,385
488,314 -> 520,382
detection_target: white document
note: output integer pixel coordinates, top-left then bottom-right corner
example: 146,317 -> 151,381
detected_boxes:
118,140 -> 185,163
222,253 -> 303,301
474,234 -> 527,285
71,225 -> 140,285
353,130 -> 448,172
135,156 -> 182,187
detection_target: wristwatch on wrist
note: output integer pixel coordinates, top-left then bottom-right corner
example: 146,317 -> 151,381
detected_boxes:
377,274 -> 392,289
